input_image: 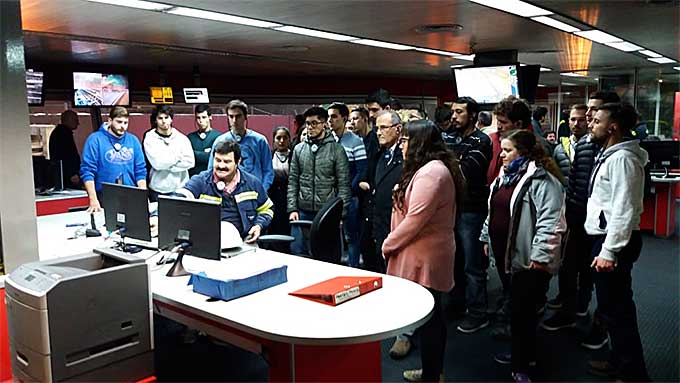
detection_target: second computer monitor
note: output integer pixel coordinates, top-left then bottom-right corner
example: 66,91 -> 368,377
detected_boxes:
158,196 -> 221,261
102,183 -> 151,241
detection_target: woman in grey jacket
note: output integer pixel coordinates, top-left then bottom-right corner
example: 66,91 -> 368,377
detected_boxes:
480,129 -> 566,382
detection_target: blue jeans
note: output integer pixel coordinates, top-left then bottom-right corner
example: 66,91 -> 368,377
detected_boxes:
345,197 -> 361,268
456,211 -> 489,318
290,209 -> 316,256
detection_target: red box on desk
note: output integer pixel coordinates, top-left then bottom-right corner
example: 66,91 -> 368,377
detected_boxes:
290,276 -> 383,306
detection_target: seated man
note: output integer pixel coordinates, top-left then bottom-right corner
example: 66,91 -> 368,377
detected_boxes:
176,140 -> 273,244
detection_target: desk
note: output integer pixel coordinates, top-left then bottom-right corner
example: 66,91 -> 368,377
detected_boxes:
640,176 -> 680,237
35,189 -> 89,216
2,211 -> 434,382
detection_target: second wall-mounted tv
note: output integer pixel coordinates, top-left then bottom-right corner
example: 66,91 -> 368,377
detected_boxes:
452,64 -> 519,105
73,72 -> 130,107
26,69 -> 44,106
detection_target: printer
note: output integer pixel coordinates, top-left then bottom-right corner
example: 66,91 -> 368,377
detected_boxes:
5,249 -> 154,382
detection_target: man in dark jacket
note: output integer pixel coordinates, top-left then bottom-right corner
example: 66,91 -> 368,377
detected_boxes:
49,110 -> 81,188
443,97 -> 493,333
359,110 -> 403,273
287,106 -> 351,256
553,104 -> 588,185
542,92 -> 620,352
360,110 -> 409,359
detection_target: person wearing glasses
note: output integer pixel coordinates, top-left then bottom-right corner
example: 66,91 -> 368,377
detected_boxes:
287,106 -> 351,256
382,119 -> 464,383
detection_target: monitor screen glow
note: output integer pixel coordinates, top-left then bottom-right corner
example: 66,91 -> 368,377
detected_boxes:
453,65 -> 519,104
73,72 -> 130,106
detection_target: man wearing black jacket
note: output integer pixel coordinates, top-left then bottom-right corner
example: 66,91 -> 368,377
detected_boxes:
443,97 -> 493,333
360,110 -> 408,358
359,110 -> 402,273
542,91 -> 621,352
49,110 -> 81,188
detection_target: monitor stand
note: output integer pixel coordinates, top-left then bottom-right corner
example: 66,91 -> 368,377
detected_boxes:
166,245 -> 190,277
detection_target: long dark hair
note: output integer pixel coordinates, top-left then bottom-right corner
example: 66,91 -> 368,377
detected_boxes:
393,119 -> 465,212
503,130 -> 564,183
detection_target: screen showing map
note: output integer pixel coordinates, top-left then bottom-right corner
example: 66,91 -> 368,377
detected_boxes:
453,65 -> 519,104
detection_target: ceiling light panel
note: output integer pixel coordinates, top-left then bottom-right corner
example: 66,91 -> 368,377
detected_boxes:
414,48 -> 461,57
86,0 -> 173,11
273,26 -> 358,41
469,0 -> 552,17
539,67 -> 552,72
453,54 -> 475,61
648,57 -> 677,64
561,72 -> 585,77
673,67 -> 680,71
605,41 -> 643,52
639,50 -> 662,58
574,30 -> 622,44
166,7 -> 282,28
531,16 -> 580,33
350,39 -> 415,51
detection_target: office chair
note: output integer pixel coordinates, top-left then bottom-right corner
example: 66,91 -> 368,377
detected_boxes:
258,196 -> 344,265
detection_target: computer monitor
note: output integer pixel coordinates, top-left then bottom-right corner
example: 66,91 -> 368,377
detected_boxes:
158,196 -> 221,261
452,64 -> 519,105
33,158 -> 64,193
640,140 -> 680,174
102,183 -> 151,241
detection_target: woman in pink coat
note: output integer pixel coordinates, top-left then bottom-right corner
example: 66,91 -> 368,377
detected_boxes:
383,119 -> 464,382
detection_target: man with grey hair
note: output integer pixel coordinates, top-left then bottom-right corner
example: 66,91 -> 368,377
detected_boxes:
359,110 -> 410,357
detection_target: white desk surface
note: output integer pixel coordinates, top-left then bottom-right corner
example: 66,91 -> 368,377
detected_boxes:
151,250 -> 433,346
7,211 -> 434,347
35,189 -> 88,202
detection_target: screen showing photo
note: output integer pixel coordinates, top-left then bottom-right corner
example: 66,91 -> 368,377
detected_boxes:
73,72 -> 130,106
453,65 -> 519,104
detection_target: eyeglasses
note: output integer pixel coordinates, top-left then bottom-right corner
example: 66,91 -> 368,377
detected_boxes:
305,120 -> 325,127
399,137 -> 409,144
377,123 -> 400,131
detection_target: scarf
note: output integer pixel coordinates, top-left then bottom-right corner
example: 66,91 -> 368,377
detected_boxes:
501,156 -> 529,187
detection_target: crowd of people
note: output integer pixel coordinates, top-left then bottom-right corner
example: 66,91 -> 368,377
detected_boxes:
48,87 -> 652,382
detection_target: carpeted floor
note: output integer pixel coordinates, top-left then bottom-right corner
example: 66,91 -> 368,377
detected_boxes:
155,230 -> 679,382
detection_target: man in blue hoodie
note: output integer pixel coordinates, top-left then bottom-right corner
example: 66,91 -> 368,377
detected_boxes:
80,106 -> 147,212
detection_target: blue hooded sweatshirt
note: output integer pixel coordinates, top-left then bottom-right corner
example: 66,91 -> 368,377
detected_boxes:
80,124 -> 147,192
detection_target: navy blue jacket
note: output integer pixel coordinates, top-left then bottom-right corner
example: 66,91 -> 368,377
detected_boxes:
180,169 -> 273,237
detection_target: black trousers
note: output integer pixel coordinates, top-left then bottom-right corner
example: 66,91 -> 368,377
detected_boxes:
511,269 -> 551,373
419,288 -> 446,382
360,221 -> 385,273
557,225 -> 594,315
591,232 -> 649,380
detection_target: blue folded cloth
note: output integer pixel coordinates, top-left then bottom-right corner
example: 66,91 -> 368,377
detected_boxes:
188,265 -> 287,301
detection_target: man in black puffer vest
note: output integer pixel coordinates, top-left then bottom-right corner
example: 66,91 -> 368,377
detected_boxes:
542,91 -> 620,352
553,104 -> 588,185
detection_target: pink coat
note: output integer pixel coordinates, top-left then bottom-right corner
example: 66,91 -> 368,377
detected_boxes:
382,160 -> 456,292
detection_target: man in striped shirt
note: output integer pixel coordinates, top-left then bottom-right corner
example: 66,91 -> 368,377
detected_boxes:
328,102 -> 367,268
443,97 -> 493,334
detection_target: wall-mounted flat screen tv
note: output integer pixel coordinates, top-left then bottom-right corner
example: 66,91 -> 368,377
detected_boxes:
73,72 -> 130,106
26,69 -> 44,106
452,64 -> 519,104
